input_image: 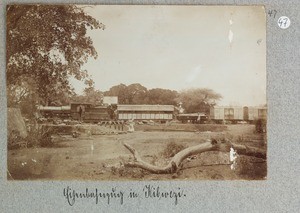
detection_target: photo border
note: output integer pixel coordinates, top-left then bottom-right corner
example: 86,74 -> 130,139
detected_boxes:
1,0 -> 299,212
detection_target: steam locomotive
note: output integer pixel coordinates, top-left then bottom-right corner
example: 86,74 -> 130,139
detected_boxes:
38,102 -> 110,122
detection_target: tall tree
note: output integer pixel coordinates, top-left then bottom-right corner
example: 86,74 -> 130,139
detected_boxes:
104,84 -> 128,104
104,84 -> 179,105
6,5 -> 105,107
177,88 -> 222,113
104,83 -> 147,104
147,88 -> 178,105
71,87 -> 103,105
127,83 -> 147,104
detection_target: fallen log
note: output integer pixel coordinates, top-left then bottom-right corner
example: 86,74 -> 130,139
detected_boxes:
123,139 -> 266,174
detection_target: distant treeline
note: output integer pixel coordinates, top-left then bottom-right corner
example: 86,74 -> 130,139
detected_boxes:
71,83 -> 222,114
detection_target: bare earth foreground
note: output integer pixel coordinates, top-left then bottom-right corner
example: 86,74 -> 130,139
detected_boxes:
7,124 -> 267,180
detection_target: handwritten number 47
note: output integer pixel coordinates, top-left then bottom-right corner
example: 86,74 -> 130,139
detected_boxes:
268,10 -> 277,18
278,18 -> 288,27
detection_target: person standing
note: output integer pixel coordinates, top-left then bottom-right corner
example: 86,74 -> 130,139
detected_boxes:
78,105 -> 85,122
197,112 -> 201,124
128,119 -> 135,132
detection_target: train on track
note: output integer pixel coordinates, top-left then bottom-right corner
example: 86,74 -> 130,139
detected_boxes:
38,102 -> 110,122
38,103 -> 267,124
209,106 -> 267,124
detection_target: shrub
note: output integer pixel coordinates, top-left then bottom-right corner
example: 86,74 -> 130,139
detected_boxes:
254,119 -> 267,133
7,130 -> 25,149
235,156 -> 267,179
25,124 -> 55,148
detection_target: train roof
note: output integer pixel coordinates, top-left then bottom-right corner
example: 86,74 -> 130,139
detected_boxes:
178,113 -> 206,116
117,104 -> 174,111
70,102 -> 93,105
211,106 -> 267,109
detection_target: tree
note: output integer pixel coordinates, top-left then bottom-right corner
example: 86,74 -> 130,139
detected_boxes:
177,88 -> 222,113
7,77 -> 36,106
104,83 -> 147,104
71,86 -> 103,105
104,84 -> 179,105
127,83 -> 147,104
146,88 -> 178,105
6,5 -> 105,107
104,84 -> 128,104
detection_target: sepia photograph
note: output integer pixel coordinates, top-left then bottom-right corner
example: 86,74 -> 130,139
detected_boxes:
7,5 -> 267,180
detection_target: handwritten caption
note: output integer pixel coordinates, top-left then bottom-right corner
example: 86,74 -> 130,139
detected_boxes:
63,185 -> 187,206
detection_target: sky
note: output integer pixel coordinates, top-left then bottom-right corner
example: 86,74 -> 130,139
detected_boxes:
70,5 -> 266,106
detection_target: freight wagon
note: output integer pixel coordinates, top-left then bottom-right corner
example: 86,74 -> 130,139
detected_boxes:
247,106 -> 267,122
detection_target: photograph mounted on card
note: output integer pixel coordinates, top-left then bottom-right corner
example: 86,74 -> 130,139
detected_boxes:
6,5 -> 267,181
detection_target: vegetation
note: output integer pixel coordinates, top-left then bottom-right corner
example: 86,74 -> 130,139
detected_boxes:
7,5 -> 105,108
103,83 -> 178,105
103,83 -> 222,114
176,88 -> 222,113
71,87 -> 103,105
254,119 -> 267,133
8,124 -> 55,149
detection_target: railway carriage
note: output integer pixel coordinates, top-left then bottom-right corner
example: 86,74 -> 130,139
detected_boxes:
117,105 -> 174,122
210,106 -> 267,123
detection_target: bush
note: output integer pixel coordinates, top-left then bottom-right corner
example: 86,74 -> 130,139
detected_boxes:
8,124 -> 55,149
8,130 -> 25,149
235,156 -> 267,179
254,119 -> 267,133
25,124 -> 55,148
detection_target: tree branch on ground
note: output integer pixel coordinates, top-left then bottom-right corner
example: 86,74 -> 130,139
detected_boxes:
122,139 -> 266,174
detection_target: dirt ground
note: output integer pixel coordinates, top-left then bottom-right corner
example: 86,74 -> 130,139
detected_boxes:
7,124 -> 267,181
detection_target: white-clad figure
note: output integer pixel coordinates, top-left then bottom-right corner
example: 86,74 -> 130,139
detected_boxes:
230,147 -> 238,170
127,119 -> 135,133
197,112 -> 201,124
